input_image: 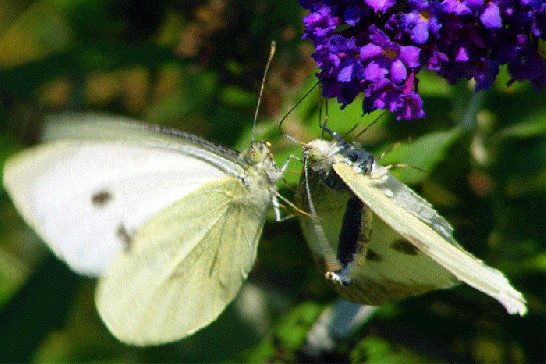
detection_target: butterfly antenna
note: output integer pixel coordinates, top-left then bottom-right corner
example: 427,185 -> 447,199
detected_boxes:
354,111 -> 388,140
252,41 -> 276,142
279,80 -> 320,140
318,96 -> 324,138
317,99 -> 358,142
315,100 -> 353,146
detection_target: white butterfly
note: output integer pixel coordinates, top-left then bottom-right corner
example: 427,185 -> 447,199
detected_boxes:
295,125 -> 527,315
3,113 -> 286,345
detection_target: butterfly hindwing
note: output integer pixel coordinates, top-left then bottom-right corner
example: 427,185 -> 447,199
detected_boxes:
96,177 -> 269,345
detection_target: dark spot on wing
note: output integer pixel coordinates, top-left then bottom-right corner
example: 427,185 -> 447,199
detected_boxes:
366,249 -> 381,261
391,240 -> 419,256
92,190 -> 112,207
117,224 -> 132,252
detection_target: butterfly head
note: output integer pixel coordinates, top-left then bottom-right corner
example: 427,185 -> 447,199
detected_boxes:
306,137 -> 375,177
339,145 -> 375,175
317,124 -> 376,175
243,141 -> 282,183
303,140 -> 346,190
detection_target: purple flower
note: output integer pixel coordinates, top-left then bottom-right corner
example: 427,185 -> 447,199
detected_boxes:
299,0 -> 546,121
402,2 -> 443,45
365,0 -> 397,13
398,91 -> 426,120
360,26 -> 421,84
301,4 -> 340,43
364,79 -> 406,114
480,2 -> 502,28
441,0 -> 471,16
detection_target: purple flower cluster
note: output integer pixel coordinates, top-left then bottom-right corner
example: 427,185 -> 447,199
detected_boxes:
300,0 -> 546,120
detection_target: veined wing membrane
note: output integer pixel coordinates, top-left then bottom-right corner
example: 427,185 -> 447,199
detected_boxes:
96,177 -> 268,345
3,143 -> 229,275
334,163 -> 527,315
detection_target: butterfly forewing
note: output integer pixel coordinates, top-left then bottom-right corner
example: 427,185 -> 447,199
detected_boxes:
361,167 -> 456,243
333,161 -> 526,315
3,142 -> 232,276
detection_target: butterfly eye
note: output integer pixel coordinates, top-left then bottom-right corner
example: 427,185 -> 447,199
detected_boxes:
344,149 -> 374,173
360,155 -> 374,172
307,147 -> 324,162
246,145 -> 264,165
347,152 -> 359,163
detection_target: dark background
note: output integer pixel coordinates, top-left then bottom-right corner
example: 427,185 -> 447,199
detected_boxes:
0,0 -> 544,362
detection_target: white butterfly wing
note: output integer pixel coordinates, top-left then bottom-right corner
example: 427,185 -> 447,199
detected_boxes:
3,143 -> 228,276
344,216 -> 459,305
96,177 -> 269,345
334,163 -> 527,315
296,168 -> 458,305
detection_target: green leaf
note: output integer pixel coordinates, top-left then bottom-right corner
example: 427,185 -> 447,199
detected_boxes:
492,111 -> 546,143
379,127 -> 465,184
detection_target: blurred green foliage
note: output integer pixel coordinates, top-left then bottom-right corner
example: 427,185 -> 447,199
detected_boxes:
0,0 -> 544,362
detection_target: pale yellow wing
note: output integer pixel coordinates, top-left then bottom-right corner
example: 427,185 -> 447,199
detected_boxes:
334,163 -> 527,315
95,177 -> 270,345
296,166 -> 458,305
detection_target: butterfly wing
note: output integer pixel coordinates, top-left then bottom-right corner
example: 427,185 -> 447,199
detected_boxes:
296,165 -> 458,305
96,177 -> 269,345
340,216 -> 459,305
334,163 -> 527,315
3,143 -> 230,276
